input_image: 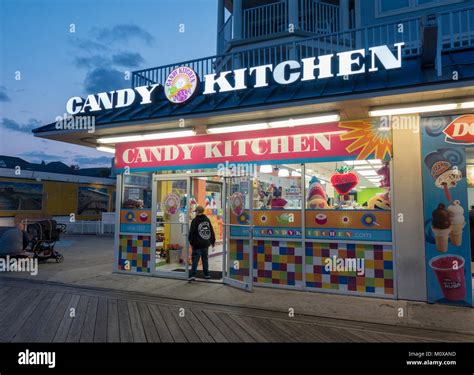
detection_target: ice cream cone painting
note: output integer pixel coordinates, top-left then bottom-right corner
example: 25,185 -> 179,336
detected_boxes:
421,116 -> 473,306
447,200 -> 465,246
431,203 -> 451,252
424,150 -> 462,202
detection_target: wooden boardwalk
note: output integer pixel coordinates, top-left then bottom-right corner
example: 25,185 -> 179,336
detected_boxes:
0,277 -> 472,343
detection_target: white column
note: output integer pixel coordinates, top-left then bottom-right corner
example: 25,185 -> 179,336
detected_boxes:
340,0 -> 350,31
233,0 -> 243,40
391,115 -> 427,301
288,0 -> 299,31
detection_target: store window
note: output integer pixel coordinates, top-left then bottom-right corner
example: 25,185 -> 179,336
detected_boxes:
253,164 -> 303,210
377,0 -> 462,17
304,159 -> 391,210
122,173 -> 152,209
380,0 -> 409,12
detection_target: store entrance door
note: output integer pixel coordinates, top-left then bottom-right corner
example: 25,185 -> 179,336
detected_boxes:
153,176 -> 191,279
189,176 -> 225,280
222,175 -> 254,292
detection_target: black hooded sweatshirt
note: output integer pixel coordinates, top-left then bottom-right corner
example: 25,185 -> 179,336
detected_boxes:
188,214 -> 216,249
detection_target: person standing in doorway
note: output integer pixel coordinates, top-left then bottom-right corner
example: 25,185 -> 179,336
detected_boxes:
188,205 -> 215,281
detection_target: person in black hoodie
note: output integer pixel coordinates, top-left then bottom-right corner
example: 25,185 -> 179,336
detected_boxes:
188,205 -> 215,281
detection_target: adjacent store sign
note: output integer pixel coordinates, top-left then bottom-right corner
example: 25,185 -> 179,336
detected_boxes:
115,120 -> 392,171
65,43 -> 404,114
421,114 -> 473,307
442,115 -> 474,145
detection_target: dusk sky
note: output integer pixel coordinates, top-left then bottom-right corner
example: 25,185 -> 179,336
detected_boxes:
0,0 -> 218,168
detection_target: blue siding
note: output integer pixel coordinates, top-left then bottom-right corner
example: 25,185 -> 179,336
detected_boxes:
359,0 -> 472,27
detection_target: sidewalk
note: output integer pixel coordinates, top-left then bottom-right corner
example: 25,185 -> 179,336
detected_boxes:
1,235 -> 473,336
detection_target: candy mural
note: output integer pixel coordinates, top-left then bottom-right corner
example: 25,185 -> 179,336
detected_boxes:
421,115 -> 473,307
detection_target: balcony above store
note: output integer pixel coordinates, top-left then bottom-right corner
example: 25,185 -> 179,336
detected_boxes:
32,3 -> 474,149
217,0 -> 354,55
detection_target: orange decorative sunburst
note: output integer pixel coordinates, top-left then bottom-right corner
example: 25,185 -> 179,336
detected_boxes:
339,120 -> 392,160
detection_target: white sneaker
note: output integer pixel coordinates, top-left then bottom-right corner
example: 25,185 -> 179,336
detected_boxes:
188,276 -> 195,282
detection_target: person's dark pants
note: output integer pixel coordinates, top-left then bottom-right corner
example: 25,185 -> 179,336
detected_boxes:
190,247 -> 209,277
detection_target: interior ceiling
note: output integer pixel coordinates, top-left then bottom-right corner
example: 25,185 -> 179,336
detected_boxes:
37,85 -> 474,149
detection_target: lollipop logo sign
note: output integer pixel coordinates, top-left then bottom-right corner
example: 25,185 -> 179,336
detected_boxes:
164,67 -> 199,104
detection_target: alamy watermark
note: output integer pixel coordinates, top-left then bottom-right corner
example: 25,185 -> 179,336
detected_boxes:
18,350 -> 55,368
0,256 -> 38,276
378,115 -> 419,134
217,161 -> 258,178
324,256 -> 365,276
55,113 -> 95,133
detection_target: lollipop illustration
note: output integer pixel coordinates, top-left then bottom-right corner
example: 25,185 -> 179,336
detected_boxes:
229,192 -> 244,216
162,193 -> 181,215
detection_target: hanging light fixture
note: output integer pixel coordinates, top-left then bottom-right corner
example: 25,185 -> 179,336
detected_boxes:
260,165 -> 273,173
278,168 -> 290,177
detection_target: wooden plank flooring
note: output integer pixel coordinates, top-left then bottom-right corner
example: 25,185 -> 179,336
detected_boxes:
0,277 -> 473,343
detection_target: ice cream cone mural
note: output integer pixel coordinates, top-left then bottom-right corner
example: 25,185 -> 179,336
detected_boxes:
424,150 -> 462,202
431,203 -> 451,252
306,177 -> 329,209
421,116 -> 472,306
447,200 -> 465,246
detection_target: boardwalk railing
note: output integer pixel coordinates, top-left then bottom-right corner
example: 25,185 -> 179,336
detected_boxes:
132,6 -> 474,87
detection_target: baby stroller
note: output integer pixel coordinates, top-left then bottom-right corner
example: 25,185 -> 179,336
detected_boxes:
25,220 -> 67,263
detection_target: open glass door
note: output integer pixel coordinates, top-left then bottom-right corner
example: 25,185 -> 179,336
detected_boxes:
223,175 -> 253,292
153,176 -> 191,279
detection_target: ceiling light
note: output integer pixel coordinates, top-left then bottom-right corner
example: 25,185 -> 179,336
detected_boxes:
461,102 -> 474,109
142,130 -> 195,140
96,146 -> 115,153
368,159 -> 382,165
345,160 -> 368,165
358,170 -> 379,176
260,165 -> 273,173
278,168 -> 289,177
207,123 -> 268,134
98,129 -> 195,144
268,114 -> 340,128
353,166 -> 374,170
369,103 -> 458,117
98,134 -> 143,143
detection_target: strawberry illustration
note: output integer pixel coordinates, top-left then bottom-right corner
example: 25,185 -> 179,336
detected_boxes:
330,166 -> 359,195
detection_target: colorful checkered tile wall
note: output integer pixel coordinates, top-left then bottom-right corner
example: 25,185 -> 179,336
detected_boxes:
305,242 -> 394,296
229,239 -> 251,283
118,234 -> 151,273
253,240 -> 303,287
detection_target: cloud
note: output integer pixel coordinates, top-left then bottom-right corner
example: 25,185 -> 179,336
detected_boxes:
0,87 -> 11,102
1,118 -> 42,133
71,37 -> 110,53
112,52 -> 145,68
74,55 -> 111,69
93,24 -> 154,46
83,67 -> 129,93
74,156 -> 112,166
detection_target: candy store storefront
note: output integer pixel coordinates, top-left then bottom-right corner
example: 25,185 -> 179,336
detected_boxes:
32,42 -> 474,307
113,118 -> 396,297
